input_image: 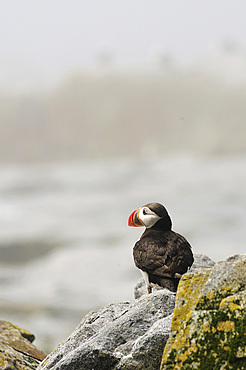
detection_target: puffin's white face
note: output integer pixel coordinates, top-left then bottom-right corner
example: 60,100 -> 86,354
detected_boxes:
138,206 -> 161,228
128,202 -> 168,229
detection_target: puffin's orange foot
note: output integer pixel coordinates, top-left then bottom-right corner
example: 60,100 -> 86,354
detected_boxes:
174,273 -> 182,279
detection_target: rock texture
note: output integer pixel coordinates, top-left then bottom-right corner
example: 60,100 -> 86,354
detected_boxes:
38,290 -> 175,370
161,254 -> 246,369
3,254 -> 245,369
38,254 -> 214,370
0,320 -> 46,369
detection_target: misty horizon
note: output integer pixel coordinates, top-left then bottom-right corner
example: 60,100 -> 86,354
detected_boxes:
1,0 -> 246,95
0,69 -> 246,163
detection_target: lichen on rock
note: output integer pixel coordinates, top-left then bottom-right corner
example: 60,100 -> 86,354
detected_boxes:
161,254 -> 246,369
0,320 -> 46,370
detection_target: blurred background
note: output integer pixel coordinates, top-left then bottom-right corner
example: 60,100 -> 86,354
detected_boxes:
0,0 -> 246,351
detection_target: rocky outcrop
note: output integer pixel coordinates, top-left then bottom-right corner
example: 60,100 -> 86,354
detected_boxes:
161,254 -> 246,369
3,254 -> 245,369
37,254 -> 214,370
37,290 -> 175,370
0,320 -> 46,369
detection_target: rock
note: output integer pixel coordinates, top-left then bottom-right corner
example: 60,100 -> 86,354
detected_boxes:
37,253 -> 215,370
37,290 -> 175,370
134,253 -> 215,298
134,279 -> 165,299
188,253 -> 215,272
0,320 -> 47,369
161,254 -> 246,369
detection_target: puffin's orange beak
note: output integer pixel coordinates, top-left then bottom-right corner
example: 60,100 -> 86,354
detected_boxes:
128,208 -> 144,227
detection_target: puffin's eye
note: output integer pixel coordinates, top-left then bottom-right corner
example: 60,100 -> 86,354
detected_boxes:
143,209 -> 147,215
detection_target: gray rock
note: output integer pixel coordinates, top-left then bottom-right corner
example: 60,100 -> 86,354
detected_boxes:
134,279 -> 166,299
188,253 -> 215,272
202,253 -> 246,299
38,290 -> 175,370
134,253 -> 215,298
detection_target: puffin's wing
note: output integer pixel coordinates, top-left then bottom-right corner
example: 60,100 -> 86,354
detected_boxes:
133,232 -> 193,278
133,238 -> 173,276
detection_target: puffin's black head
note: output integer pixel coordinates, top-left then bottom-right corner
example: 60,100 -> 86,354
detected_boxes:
128,202 -> 171,229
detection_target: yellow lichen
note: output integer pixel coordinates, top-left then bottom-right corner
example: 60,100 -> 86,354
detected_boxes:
162,270 -> 211,365
220,296 -> 241,312
9,322 -> 34,338
171,270 -> 210,332
178,350 -> 189,362
217,321 -> 235,332
212,326 -> 217,333
171,333 -> 189,351
174,363 -> 182,370
201,322 -> 210,332
228,301 -> 241,312
161,260 -> 246,370
206,291 -> 214,300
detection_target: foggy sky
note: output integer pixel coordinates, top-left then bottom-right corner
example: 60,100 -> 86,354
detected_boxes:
1,0 -> 246,67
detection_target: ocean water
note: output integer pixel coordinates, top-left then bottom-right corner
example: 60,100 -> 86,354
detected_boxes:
0,154 -> 245,350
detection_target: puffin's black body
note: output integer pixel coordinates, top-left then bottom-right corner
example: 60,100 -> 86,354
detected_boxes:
129,202 -> 194,292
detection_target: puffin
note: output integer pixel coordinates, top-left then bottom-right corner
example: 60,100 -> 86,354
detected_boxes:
128,202 -> 194,293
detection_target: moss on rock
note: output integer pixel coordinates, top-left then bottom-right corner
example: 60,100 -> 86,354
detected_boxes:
0,320 -> 47,369
161,255 -> 246,369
